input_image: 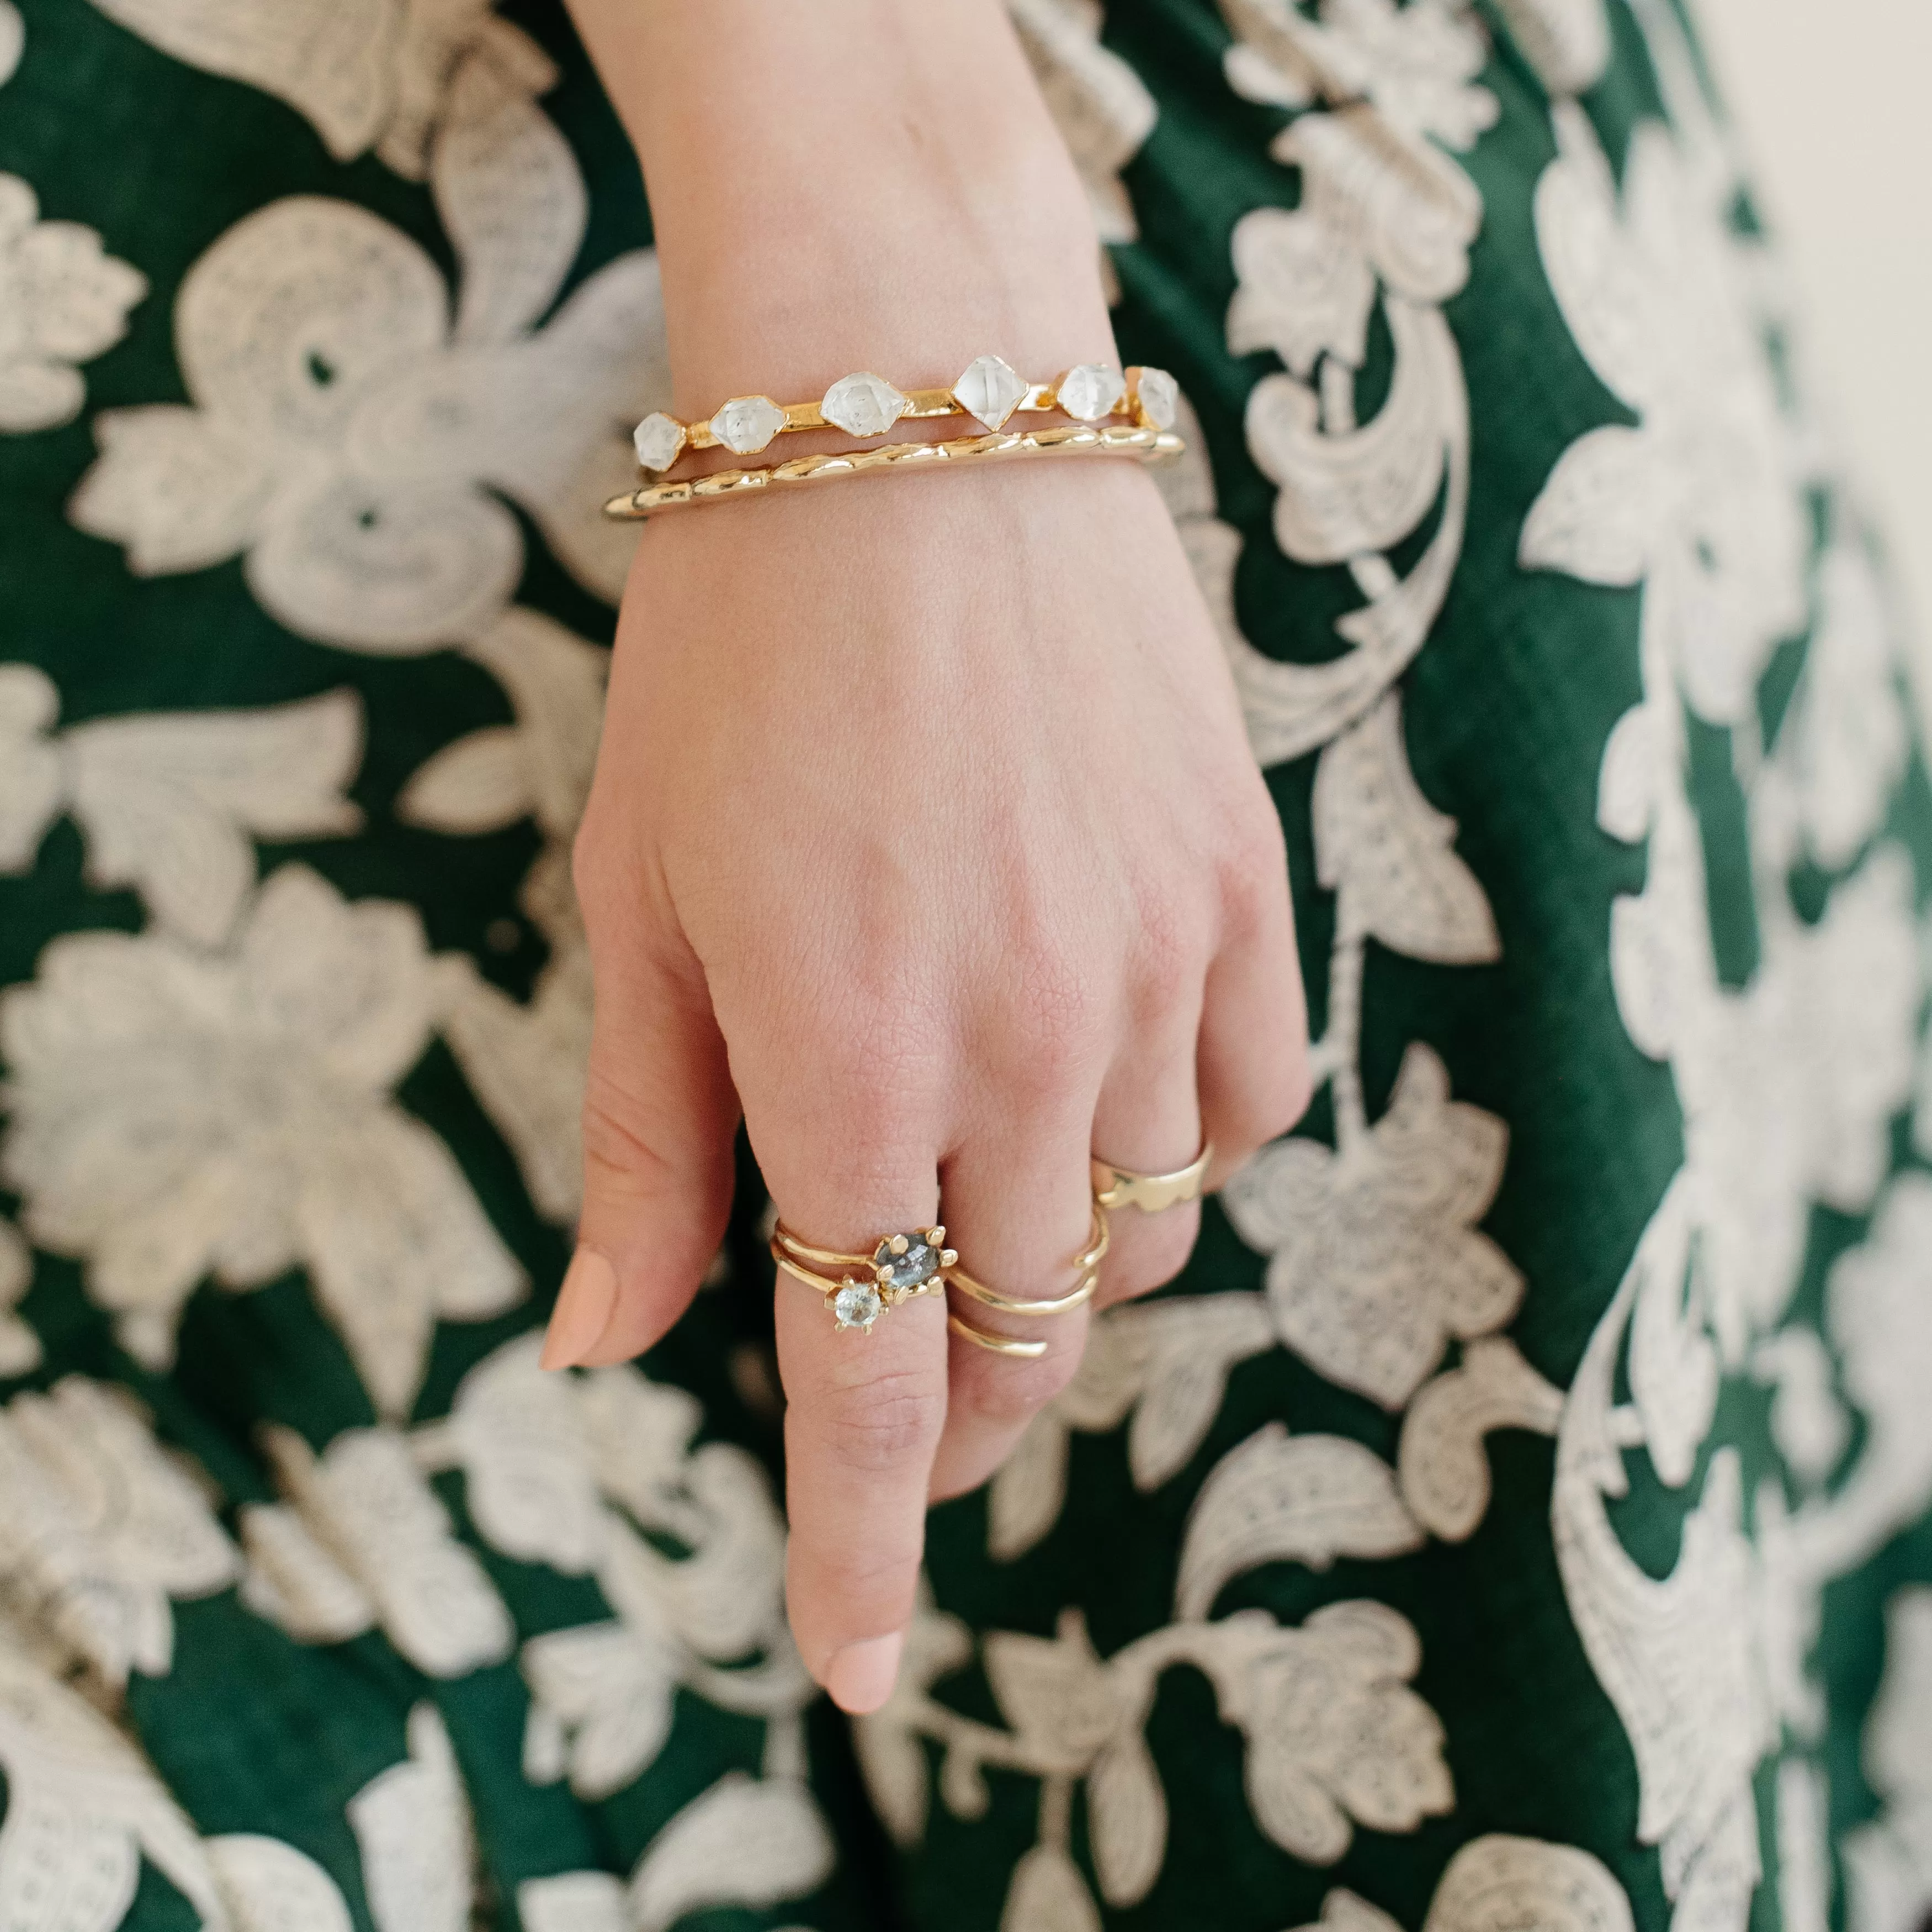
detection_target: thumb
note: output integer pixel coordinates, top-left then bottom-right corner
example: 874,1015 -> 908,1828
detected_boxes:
540,927 -> 739,1370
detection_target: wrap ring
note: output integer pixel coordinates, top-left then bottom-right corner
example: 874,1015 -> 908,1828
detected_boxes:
770,1223 -> 955,1334
944,1203 -> 1110,1358
1090,1142 -> 1213,1214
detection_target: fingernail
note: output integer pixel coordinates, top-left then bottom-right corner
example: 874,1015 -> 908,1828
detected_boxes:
823,1631 -> 904,1715
539,1249 -> 618,1370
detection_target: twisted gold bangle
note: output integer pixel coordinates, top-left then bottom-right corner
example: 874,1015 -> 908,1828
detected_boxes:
604,423 -> 1183,519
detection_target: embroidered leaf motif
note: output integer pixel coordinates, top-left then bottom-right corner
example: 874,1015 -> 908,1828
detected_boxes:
627,1775 -> 834,1932
1399,1337 -> 1564,1540
1177,1425 -> 1422,1620
206,1834 -> 355,1932
1314,691 -> 1499,965
1087,1726 -> 1168,1906
256,1425 -> 512,1679
0,666 -> 61,871
1518,423 -> 1655,586
348,1706 -> 474,1932
998,1845 -> 1103,1932
1426,1837 -> 1636,1932
1246,300 -> 1448,565
518,1871 -> 629,1932
521,1620 -> 680,1801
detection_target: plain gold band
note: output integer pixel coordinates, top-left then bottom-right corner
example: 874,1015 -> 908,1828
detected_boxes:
947,1313 -> 1048,1359
947,1271 -> 1098,1318
605,425 -> 1183,519
942,1203 -> 1109,1317
1090,1143 -> 1214,1214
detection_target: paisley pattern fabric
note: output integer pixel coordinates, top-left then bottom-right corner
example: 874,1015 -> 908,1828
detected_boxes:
1,1 -> 1928,1929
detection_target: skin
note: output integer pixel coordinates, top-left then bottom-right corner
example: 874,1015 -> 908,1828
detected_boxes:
546,0 -> 1311,1716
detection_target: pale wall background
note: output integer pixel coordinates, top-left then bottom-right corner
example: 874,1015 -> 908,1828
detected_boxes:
1695,0 -> 1932,714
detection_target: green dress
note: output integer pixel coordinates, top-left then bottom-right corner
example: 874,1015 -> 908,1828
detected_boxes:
2,1 -> 1929,1928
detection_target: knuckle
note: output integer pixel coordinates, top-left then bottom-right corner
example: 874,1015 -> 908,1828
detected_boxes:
1128,894 -> 1206,1025
994,944 -> 1109,1100
951,1337 -> 1082,1427
808,1366 -> 946,1473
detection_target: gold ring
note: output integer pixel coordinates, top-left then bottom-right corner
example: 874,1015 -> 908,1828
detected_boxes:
941,1203 -> 1107,1356
944,1204 -> 1108,1317
1090,1143 -> 1213,1214
769,1223 -> 956,1334
947,1314 -> 1048,1360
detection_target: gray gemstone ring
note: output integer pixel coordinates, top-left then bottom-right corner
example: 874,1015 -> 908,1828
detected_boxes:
769,1223 -> 957,1335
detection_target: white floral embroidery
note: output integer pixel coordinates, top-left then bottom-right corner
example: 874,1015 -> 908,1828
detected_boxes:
861,1571 -> 1452,1922
0,1631 -> 221,1932
85,0 -> 554,183
349,1705 -> 476,1932
1490,0 -> 1610,97
0,174 -> 145,435
1841,1589 -> 1932,1932
1289,1834 -> 1636,1932
404,607 -> 604,1222
413,1335 -> 813,1803
1223,1043 -> 1518,1409
0,1218 -> 40,1376
0,3 -> 20,86
0,665 -> 364,946
0,864 -> 526,1406
0,1378 -> 237,1692
1527,13 -> 1931,1932
1520,104 -> 1807,727
519,1774 -> 834,1932
240,1423 -> 513,1678
70,131 -> 664,653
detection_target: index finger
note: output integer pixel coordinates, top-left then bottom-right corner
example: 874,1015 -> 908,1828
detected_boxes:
758,1110 -> 948,1715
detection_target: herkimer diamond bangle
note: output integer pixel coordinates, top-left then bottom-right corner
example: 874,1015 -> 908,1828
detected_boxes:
628,358 -> 1180,471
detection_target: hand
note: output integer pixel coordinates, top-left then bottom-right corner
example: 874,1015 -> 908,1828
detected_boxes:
543,454 -> 1310,1710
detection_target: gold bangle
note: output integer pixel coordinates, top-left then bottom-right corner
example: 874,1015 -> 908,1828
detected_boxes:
630,360 -> 1180,470
1090,1143 -> 1214,1214
947,1313 -> 1049,1360
604,423 -> 1183,520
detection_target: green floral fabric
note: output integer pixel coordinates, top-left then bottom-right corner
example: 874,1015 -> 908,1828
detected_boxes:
1,2 -> 1929,1930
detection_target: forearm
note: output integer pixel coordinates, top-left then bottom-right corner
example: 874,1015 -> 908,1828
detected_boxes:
563,0 -> 1114,409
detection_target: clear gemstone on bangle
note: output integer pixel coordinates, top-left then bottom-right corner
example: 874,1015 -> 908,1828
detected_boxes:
1055,362 -> 1127,423
832,1279 -> 884,1331
710,394 -> 788,454
1131,367 -> 1179,431
631,411 -> 687,472
951,353 -> 1031,431
821,371 -> 911,438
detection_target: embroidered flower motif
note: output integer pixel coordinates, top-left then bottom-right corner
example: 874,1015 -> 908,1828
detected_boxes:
1223,1042 -> 1520,1408
1520,104 -> 1808,726
70,172 -> 665,652
0,173 -> 146,434
0,864 -> 524,1410
0,1378 -> 237,1690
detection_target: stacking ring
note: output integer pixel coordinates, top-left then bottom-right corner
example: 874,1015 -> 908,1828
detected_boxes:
770,1223 -> 956,1334
944,1204 -> 1110,1359
1090,1143 -> 1213,1214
